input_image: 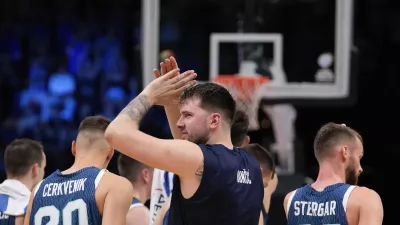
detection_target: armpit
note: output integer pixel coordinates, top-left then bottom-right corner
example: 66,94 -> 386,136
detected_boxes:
195,160 -> 204,180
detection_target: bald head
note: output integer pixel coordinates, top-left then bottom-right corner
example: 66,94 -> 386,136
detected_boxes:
313,122 -> 362,161
76,116 -> 111,151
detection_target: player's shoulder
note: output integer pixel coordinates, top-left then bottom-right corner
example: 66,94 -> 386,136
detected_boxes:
350,186 -> 382,204
102,172 -> 133,193
283,189 -> 297,216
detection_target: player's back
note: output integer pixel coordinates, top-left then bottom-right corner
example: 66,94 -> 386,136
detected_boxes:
287,183 -> 355,225
30,167 -> 106,225
169,144 -> 264,225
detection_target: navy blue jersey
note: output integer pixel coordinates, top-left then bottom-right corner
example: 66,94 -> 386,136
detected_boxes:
261,206 -> 268,225
168,144 -> 264,225
30,167 -> 107,225
287,183 -> 356,225
0,210 -> 15,225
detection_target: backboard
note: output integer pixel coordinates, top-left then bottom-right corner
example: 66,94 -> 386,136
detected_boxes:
209,0 -> 357,105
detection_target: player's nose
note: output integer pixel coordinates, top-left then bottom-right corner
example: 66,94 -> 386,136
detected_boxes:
176,119 -> 184,129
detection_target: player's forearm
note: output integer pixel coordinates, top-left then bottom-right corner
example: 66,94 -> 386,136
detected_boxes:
106,92 -> 153,150
164,105 -> 182,139
119,93 -> 153,125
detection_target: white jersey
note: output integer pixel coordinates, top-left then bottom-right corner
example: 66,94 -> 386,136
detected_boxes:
149,169 -> 174,225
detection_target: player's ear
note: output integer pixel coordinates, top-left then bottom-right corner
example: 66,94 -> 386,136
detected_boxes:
31,163 -> 39,178
106,148 -> 114,161
209,113 -> 221,129
142,168 -> 150,183
340,145 -> 349,162
71,141 -> 77,156
243,135 -> 250,147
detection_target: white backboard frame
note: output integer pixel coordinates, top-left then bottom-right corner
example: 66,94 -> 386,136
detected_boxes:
209,0 -> 353,99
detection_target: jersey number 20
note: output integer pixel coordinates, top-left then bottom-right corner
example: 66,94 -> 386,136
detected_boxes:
34,199 -> 88,225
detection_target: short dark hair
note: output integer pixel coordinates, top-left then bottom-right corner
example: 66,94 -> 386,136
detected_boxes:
4,139 -> 44,178
117,154 -> 150,183
180,83 -> 236,124
243,144 -> 275,179
231,110 -> 249,146
313,122 -> 363,160
78,115 -> 111,134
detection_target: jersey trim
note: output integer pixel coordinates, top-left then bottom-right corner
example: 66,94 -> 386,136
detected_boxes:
286,189 -> 297,213
33,180 -> 44,197
129,202 -> 144,210
342,185 -> 356,212
94,169 -> 107,189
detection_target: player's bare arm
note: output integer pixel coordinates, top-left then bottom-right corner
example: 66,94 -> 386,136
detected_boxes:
354,187 -> 383,225
106,69 -> 203,183
126,206 -> 150,225
154,196 -> 171,225
153,56 -> 184,139
23,187 -> 36,225
283,190 -> 295,218
101,176 -> 133,225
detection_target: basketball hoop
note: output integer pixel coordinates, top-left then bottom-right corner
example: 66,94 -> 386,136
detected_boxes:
213,75 -> 269,131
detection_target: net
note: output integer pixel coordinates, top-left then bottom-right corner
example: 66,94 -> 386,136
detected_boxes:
213,75 -> 269,131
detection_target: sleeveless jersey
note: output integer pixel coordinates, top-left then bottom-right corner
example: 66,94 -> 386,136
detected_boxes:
29,167 -> 106,225
149,169 -> 174,225
129,197 -> 143,210
287,183 -> 356,225
168,144 -> 264,225
0,180 -> 31,225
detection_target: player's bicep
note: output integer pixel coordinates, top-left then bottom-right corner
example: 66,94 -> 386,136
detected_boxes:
106,125 -> 203,177
126,207 -> 149,225
358,189 -> 383,225
102,179 -> 133,225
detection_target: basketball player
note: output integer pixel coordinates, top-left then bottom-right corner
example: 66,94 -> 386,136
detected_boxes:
284,123 -> 383,225
153,57 -> 278,225
24,116 -> 133,225
0,139 -> 46,225
152,109 -> 252,225
117,154 -> 153,225
105,68 -> 264,224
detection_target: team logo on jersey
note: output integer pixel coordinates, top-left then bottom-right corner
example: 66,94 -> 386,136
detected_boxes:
237,169 -> 251,184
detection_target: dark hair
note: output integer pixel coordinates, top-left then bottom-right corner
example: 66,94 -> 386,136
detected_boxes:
4,139 -> 44,178
313,122 -> 363,160
78,115 -> 111,134
231,110 -> 249,146
180,83 -> 236,124
117,154 -> 150,183
243,143 -> 275,179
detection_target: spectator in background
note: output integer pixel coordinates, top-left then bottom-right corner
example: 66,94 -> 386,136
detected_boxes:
48,64 -> 76,122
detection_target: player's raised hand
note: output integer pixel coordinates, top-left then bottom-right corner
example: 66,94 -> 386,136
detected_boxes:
144,69 -> 197,106
153,56 -> 179,78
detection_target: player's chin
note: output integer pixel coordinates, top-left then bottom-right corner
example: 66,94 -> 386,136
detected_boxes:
180,133 -> 188,139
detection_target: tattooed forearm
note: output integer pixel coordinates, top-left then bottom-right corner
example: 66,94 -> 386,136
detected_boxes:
195,160 -> 204,180
119,94 -> 151,123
